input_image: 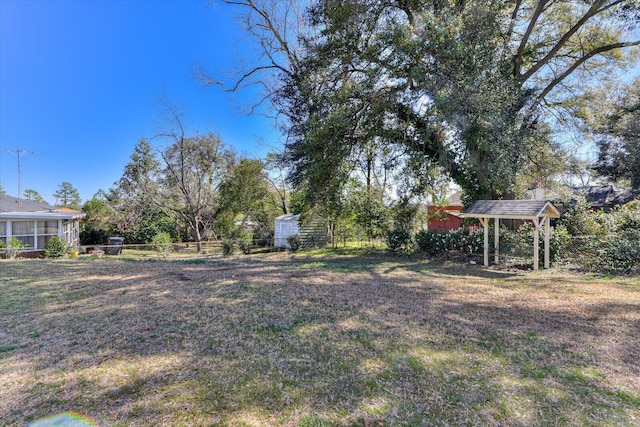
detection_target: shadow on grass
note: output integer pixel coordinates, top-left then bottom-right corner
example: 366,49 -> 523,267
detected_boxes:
1,256 -> 639,426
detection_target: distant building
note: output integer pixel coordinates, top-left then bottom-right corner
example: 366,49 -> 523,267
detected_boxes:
524,185 -> 640,212
569,185 -> 640,212
427,192 -> 468,232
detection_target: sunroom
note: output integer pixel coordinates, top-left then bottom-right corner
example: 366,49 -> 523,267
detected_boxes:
0,194 -> 84,256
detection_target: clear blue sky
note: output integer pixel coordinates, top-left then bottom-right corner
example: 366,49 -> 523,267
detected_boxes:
0,0 -> 280,204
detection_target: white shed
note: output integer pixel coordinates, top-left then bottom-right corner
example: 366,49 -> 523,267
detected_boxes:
274,214 -> 300,248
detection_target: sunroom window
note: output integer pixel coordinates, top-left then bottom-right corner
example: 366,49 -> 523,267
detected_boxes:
37,220 -> 59,249
12,221 -> 35,248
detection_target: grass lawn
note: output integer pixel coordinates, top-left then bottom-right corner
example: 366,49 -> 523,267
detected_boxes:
1,251 -> 639,426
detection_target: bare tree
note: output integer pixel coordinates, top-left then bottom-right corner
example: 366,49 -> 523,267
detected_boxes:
156,104 -> 235,252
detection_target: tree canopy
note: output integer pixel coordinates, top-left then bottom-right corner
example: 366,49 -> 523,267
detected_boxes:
218,0 -> 640,203
53,182 -> 82,209
594,77 -> 640,189
23,189 -> 46,204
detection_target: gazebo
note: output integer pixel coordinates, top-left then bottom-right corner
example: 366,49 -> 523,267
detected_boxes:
462,200 -> 561,270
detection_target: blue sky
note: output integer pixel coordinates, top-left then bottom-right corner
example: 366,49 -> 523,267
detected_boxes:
0,0 -> 280,204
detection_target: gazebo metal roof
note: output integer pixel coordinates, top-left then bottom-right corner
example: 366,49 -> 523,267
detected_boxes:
463,200 -> 560,220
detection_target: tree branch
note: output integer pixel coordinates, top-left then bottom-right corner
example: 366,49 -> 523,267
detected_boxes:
518,0 -> 625,83
534,40 -> 640,107
513,0 -> 548,78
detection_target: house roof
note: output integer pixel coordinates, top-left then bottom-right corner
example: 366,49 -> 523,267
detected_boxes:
607,189 -> 640,207
0,194 -> 57,213
0,194 -> 84,219
571,185 -> 614,207
462,200 -> 560,220
445,191 -> 463,206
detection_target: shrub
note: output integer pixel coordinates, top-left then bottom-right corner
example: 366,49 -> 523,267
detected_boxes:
287,234 -> 301,252
560,198 -> 603,237
1,237 -> 26,259
80,226 -> 109,245
386,228 -> 413,255
151,232 -> 173,259
44,237 -> 70,258
222,239 -> 234,256
416,228 -> 484,256
239,233 -> 253,255
415,229 -> 446,255
611,200 -> 640,233
600,234 -> 640,273
448,228 -> 484,255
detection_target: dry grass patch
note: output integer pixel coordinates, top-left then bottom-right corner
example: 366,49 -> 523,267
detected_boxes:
1,253 -> 639,426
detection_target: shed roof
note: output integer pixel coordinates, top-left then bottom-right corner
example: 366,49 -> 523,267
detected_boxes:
275,214 -> 300,222
462,200 -> 560,220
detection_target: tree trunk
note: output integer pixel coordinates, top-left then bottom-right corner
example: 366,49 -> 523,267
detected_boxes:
191,218 -> 203,253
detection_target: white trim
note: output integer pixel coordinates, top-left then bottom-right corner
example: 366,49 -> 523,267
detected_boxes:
0,211 -> 84,220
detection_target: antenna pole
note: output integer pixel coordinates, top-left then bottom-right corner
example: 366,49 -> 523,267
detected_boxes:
17,151 -> 22,211
1,149 -> 42,211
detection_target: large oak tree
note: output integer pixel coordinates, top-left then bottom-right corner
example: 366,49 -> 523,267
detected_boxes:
215,0 -> 640,203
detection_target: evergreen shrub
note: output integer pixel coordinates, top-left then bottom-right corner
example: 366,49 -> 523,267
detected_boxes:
386,228 -> 413,255
44,237 -> 70,258
151,232 -> 173,259
222,239 -> 234,256
287,234 -> 301,252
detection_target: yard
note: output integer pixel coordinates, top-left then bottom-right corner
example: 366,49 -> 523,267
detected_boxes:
1,251 -> 639,426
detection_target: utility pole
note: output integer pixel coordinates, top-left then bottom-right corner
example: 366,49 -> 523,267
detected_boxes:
0,149 -> 42,211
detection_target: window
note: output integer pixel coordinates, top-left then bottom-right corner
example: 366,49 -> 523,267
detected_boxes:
0,221 -> 5,245
12,221 -> 34,235
37,220 -> 59,249
12,221 -> 35,248
38,221 -> 58,235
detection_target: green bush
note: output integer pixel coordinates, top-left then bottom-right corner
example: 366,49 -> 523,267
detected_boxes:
239,234 -> 253,255
415,229 -> 446,255
386,228 -> 413,255
44,236 -> 70,258
222,239 -> 234,256
501,223 -> 568,265
1,237 -> 27,259
80,226 -> 109,245
561,198 -> 602,236
448,228 -> 484,255
287,234 -> 301,252
600,234 -> 640,273
151,232 -> 173,259
416,228 -> 484,256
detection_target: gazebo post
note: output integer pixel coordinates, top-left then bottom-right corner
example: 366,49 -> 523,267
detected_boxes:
544,215 -> 550,269
480,217 -> 489,266
494,218 -> 500,265
532,218 -> 540,270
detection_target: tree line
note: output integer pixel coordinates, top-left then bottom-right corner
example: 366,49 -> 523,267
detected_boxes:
80,123 -> 291,253
2,0 -> 638,252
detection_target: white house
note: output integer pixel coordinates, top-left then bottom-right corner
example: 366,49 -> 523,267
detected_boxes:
0,194 -> 84,256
